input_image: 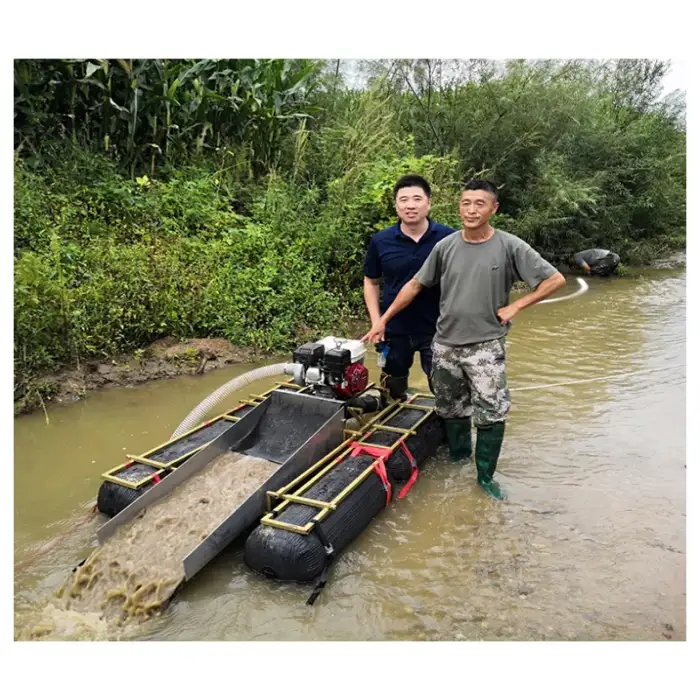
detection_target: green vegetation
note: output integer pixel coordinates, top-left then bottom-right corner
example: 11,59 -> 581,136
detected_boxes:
14,59 -> 686,406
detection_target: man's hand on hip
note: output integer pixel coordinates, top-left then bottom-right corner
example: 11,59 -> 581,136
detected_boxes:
497,304 -> 520,325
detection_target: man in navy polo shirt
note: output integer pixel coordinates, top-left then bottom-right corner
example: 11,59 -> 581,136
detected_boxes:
363,174 -> 456,404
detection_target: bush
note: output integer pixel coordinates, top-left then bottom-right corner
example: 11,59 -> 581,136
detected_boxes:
13,59 -> 686,406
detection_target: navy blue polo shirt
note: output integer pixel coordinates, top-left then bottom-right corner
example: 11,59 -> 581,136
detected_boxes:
363,219 -> 456,336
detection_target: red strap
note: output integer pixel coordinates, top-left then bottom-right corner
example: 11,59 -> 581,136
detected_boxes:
350,442 -> 392,505
397,440 -> 419,499
152,473 -> 161,484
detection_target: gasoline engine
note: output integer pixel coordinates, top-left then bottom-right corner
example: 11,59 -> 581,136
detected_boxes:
284,337 -> 369,400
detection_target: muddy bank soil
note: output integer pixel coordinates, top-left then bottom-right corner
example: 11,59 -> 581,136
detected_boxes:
15,338 -> 273,416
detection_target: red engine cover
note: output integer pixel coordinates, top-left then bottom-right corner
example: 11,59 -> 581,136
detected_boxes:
332,362 -> 369,399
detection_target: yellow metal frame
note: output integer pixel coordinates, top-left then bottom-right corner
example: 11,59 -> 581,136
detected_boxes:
100,382 -> 425,492
262,399 -> 402,513
260,393 -> 437,535
125,454 -> 166,469
101,380 -> 307,489
104,474 -> 167,489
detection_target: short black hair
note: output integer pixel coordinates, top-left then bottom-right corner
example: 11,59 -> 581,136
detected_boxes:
463,179 -> 499,201
393,174 -> 431,199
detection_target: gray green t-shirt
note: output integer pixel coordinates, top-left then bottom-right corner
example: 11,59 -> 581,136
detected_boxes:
414,229 -> 557,346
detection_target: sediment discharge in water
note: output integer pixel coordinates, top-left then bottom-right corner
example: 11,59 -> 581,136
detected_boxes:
21,452 -> 278,640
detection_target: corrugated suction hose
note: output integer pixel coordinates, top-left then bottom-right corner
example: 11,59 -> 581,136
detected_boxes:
170,362 -> 290,439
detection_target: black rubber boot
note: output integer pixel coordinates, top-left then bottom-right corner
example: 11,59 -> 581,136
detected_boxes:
475,422 -> 506,500
379,373 -> 408,407
443,417 -> 472,462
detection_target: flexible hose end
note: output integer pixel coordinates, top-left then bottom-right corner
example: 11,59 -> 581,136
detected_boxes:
170,362 -> 288,439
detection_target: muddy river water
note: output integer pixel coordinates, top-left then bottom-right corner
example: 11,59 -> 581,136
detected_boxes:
14,270 -> 686,641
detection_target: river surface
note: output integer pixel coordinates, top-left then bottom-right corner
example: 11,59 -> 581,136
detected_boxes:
14,270 -> 686,641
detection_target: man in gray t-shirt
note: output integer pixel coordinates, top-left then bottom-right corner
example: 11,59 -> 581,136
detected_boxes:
362,180 -> 565,500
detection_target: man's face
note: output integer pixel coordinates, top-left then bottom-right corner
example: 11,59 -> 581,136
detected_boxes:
395,186 -> 431,225
459,189 -> 499,229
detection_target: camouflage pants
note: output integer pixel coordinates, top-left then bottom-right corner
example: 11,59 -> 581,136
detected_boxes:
431,338 -> 511,426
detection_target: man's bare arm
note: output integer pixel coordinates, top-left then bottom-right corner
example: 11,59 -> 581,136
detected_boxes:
516,271 -> 566,310
497,271 -> 566,324
361,279 -> 425,342
363,276 -> 382,325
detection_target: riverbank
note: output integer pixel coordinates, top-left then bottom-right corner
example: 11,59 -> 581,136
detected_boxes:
14,254 -> 684,418
15,317 -> 368,418
14,337 -> 270,417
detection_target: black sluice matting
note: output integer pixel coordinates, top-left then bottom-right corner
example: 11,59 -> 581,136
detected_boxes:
410,396 -> 436,408
368,404 -> 444,483
149,418 -> 233,464
239,399 -> 332,464
112,463 -> 160,483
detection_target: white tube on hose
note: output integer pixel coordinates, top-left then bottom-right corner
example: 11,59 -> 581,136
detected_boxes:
537,277 -> 589,304
170,362 -> 291,439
